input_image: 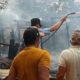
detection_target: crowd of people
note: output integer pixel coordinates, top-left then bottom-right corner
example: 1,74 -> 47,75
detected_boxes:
7,15 -> 80,80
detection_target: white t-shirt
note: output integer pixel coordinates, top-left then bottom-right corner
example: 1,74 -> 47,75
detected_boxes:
59,46 -> 80,80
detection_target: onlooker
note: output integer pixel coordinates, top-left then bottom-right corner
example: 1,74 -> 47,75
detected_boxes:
57,30 -> 80,80
7,27 -> 50,80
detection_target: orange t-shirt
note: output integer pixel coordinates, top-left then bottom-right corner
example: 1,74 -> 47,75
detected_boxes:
9,46 -> 50,80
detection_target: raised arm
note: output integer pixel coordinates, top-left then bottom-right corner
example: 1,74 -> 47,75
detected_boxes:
50,16 -> 67,32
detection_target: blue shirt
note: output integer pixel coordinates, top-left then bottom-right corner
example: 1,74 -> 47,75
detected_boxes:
39,28 -> 50,35
19,28 -> 51,50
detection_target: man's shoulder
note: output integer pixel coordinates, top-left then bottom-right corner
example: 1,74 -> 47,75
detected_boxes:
60,48 -> 72,57
34,48 -> 50,57
62,47 -> 73,53
35,48 -> 49,54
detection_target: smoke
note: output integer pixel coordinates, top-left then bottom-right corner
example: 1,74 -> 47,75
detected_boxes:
0,0 -> 80,71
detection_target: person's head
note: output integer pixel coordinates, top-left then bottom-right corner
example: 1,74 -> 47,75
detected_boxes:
31,18 -> 41,28
23,27 -> 40,47
70,30 -> 80,46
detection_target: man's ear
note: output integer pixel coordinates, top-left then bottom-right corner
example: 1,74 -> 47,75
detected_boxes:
35,38 -> 39,47
36,38 -> 39,43
36,24 -> 40,28
70,40 -> 72,45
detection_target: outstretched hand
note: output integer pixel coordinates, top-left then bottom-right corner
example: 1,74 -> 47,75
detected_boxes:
61,16 -> 67,22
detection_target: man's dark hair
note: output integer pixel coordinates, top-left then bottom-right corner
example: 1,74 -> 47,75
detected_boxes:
31,18 -> 41,27
23,27 -> 40,46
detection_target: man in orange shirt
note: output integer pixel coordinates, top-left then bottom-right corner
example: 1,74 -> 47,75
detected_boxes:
7,27 -> 50,80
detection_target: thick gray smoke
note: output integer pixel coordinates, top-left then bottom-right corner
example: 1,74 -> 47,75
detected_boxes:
0,0 -> 80,71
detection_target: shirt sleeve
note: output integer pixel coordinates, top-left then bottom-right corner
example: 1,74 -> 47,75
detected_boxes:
38,51 -> 50,69
39,28 -> 51,35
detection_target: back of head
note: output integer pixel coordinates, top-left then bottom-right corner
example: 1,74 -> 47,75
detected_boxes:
31,18 -> 41,27
70,30 -> 80,46
23,27 -> 40,46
